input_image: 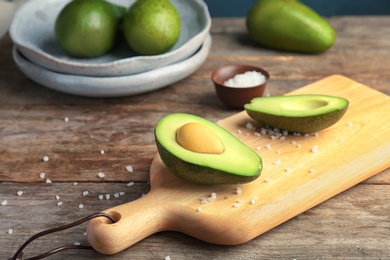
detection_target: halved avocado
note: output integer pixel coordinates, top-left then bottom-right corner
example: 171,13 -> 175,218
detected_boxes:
154,113 -> 263,184
244,94 -> 349,133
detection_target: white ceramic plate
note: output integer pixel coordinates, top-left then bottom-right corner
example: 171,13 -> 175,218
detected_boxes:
9,0 -> 211,77
13,34 -> 211,97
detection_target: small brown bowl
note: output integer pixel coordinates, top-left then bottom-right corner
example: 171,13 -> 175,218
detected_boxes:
211,64 -> 270,108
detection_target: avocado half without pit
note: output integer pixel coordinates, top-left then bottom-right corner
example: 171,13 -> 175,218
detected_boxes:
155,113 -> 263,185
244,94 -> 349,133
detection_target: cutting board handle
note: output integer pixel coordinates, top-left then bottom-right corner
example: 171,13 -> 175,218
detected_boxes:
87,189 -> 170,255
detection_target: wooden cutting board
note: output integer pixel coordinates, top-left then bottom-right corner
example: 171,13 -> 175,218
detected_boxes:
87,75 -> 390,255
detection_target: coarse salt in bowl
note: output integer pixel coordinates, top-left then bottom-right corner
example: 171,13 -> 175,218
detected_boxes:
211,64 -> 270,108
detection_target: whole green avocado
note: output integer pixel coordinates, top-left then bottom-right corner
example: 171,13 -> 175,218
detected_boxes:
246,0 -> 336,53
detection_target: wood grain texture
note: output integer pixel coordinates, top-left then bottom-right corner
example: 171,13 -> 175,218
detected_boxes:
87,75 -> 390,254
1,17 -> 390,259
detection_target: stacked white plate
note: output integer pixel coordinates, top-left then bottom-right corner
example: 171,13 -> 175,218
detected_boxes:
9,0 -> 212,97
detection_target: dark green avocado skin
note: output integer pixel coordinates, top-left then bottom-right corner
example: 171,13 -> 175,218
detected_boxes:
246,0 -> 336,53
246,108 -> 347,133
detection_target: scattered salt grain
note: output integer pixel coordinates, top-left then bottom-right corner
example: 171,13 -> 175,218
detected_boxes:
119,191 -> 125,196
100,150 -> 105,155
235,187 -> 242,195
55,195 -> 60,200
43,156 -> 49,162
73,182 -> 78,186
309,168 -> 316,173
127,181 -> 134,187
78,204 -> 84,209
211,192 -> 217,199
265,177 -> 272,183
105,194 -> 110,200
74,241 -> 80,246
250,196 -> 259,205
280,136 -> 286,141
165,256 -> 171,260
296,144 -> 302,148
82,191 -> 89,196
200,198 -> 208,204
233,202 -> 240,208
224,70 -> 266,88
246,122 -> 255,130
114,193 -> 120,198
255,146 -> 261,151
237,129 -> 242,134
273,159 -> 281,165
98,195 -> 104,200
57,201 -> 63,206
196,207 -> 202,212
126,165 -> 134,173
276,149 -> 281,154
64,117 -> 69,122
2,200 -> 7,206
314,132 -> 320,137
98,172 -> 105,178
46,179 -> 52,184
291,141 -> 297,145
311,145 -> 318,153
304,134 -> 310,137
17,191 -> 23,196
39,172 -> 45,179
283,130 -> 288,136
285,167 -> 291,173
264,144 -> 271,150
347,122 -> 353,127
8,229 -> 13,234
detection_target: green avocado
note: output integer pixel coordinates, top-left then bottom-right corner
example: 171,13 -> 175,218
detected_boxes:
154,113 -> 263,184
246,0 -> 336,53
244,94 -> 349,133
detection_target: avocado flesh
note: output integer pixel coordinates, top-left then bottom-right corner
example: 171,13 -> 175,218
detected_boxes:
155,113 -> 263,185
246,0 -> 335,53
244,94 -> 349,133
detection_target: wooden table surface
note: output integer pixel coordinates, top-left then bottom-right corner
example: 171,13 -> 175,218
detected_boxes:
1,17 -> 389,259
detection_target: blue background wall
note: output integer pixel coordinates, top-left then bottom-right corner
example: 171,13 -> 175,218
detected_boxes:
204,0 -> 390,17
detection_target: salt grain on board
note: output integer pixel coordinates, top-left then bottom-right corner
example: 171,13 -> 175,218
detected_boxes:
2,200 -> 7,206
42,156 -> 49,162
98,172 -> 105,178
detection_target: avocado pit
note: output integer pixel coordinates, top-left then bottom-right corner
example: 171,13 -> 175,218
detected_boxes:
176,122 -> 224,154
